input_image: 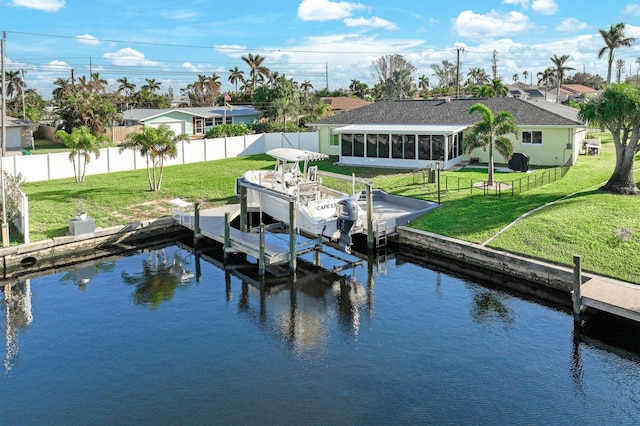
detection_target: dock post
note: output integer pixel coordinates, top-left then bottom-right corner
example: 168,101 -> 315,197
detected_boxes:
572,254 -> 582,324
366,183 -> 374,251
193,202 -> 200,247
224,211 -> 231,262
240,185 -> 248,232
259,223 -> 266,276
288,200 -> 297,274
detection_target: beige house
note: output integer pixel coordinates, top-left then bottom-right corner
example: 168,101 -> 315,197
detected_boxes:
1,114 -> 33,150
310,98 -> 586,170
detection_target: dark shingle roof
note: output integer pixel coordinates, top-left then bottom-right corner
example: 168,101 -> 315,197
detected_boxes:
312,98 -> 583,127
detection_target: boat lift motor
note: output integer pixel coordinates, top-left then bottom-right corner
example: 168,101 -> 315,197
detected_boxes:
333,198 -> 359,250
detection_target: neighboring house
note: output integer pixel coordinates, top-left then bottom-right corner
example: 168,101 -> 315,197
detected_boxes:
122,105 -> 261,138
557,84 -> 600,103
1,114 -> 33,150
310,98 -> 586,170
317,96 -> 372,112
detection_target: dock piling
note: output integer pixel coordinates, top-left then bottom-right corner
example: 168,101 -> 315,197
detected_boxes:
572,254 -> 582,324
289,200 -> 297,274
259,223 -> 266,276
224,211 -> 231,262
366,183 -> 374,251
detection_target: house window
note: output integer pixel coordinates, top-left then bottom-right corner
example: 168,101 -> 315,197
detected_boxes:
378,134 -> 389,158
193,117 -> 205,135
342,133 -> 354,157
432,135 -> 445,160
330,133 -> 339,146
418,135 -> 431,160
367,134 -> 378,157
403,135 -> 416,160
522,130 -> 543,144
353,134 -> 365,157
391,134 -> 403,159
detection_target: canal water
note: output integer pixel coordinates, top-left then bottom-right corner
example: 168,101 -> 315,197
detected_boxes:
1,242 -> 639,425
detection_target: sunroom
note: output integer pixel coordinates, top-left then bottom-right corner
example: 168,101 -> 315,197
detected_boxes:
332,124 -> 468,170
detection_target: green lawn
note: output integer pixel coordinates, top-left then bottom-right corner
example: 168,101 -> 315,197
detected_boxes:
22,132 -> 640,283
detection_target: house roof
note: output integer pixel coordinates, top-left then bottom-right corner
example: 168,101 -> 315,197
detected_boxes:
560,84 -> 599,94
311,98 -> 584,128
333,124 -> 467,134
320,96 -> 371,110
1,114 -> 31,127
122,105 -> 261,122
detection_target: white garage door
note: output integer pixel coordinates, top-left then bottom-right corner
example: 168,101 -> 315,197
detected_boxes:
151,121 -> 185,135
6,127 -> 23,149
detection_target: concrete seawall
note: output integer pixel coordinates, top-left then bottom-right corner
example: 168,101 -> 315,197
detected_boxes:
397,226 -> 575,293
0,218 -> 186,280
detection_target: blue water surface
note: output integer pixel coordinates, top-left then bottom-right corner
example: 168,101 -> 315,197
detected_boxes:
1,244 -> 639,425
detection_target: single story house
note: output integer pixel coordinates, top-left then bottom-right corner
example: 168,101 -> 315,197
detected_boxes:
122,105 -> 261,138
558,84 -> 600,103
317,96 -> 372,112
310,98 -> 586,170
1,114 -> 33,150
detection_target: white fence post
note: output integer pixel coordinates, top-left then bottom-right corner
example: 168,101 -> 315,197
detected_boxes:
19,191 -> 29,244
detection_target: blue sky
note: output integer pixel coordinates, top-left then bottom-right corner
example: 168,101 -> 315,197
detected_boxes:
2,0 -> 640,99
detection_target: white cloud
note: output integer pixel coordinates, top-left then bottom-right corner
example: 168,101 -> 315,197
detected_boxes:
75,34 -> 100,46
554,18 -> 588,32
452,10 -> 532,39
41,60 -> 70,72
503,0 -> 529,7
297,0 -> 366,21
102,48 -> 161,67
531,0 -> 558,15
11,0 -> 64,12
343,16 -> 398,30
159,9 -> 197,20
623,4 -> 640,17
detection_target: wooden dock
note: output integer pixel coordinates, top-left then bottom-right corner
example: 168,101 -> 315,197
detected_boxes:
580,275 -> 640,323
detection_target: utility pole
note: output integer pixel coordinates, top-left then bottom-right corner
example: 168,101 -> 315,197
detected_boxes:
21,68 -> 25,120
1,32 -> 10,247
491,50 -> 499,80
453,46 -> 465,98
325,62 -> 329,91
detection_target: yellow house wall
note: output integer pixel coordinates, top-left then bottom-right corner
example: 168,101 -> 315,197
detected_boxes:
464,127 -> 581,167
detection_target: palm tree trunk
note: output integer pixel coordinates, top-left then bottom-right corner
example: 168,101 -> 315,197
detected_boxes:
157,157 -> 165,191
145,154 -> 154,191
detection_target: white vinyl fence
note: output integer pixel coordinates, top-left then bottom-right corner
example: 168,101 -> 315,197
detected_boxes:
7,132 -> 319,183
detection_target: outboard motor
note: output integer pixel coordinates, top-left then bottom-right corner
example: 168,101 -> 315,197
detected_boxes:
333,198 -> 359,252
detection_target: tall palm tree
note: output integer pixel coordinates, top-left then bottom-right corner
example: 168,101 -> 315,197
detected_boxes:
228,66 -> 244,92
4,70 -> 22,99
241,53 -> 270,94
522,70 -> 529,86
463,103 -> 519,186
598,22 -> 636,86
615,59 -> 626,83
52,77 -> 72,100
117,77 -> 136,96
550,54 -> 574,103
141,78 -> 161,94
300,80 -> 313,101
89,72 -> 107,93
537,67 -> 556,100
467,67 -> 489,85
206,73 -> 222,104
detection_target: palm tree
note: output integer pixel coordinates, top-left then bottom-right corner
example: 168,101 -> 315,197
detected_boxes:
55,125 -> 109,183
120,125 -> 190,191
615,59 -> 625,83
141,78 -> 161,94
4,70 -> 22,99
522,70 -> 529,86
300,80 -> 313,101
467,67 -> 489,85
598,22 -> 636,86
52,77 -> 72,100
537,67 -> 556,100
418,75 -> 430,94
89,73 -> 107,93
462,103 -> 519,186
206,73 -> 222,104
228,66 -> 244,92
117,77 -> 136,96
550,54 -> 574,103
241,53 -> 270,94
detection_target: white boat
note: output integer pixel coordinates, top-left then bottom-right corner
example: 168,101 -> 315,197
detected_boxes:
236,148 -> 366,251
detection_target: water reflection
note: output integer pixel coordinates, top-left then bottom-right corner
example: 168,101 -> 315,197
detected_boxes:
2,280 -> 33,373
60,262 -> 116,291
121,249 -> 194,309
